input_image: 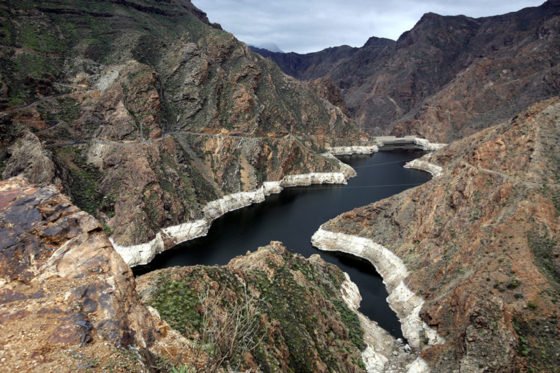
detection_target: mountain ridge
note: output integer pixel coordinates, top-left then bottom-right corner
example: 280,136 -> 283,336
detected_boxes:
315,97 -> 560,371
254,0 -> 560,141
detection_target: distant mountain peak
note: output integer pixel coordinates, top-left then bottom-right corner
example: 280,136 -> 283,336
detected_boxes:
252,0 -> 559,143
420,11 -> 442,19
363,36 -> 396,48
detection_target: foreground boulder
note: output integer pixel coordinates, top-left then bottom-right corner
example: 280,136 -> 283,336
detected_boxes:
0,177 -> 162,371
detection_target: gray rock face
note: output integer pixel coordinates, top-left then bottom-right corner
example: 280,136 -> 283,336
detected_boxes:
2,132 -> 57,185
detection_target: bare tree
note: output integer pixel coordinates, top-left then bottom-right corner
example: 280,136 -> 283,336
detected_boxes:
194,284 -> 265,372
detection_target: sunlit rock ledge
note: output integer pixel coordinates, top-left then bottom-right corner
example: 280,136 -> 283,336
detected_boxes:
311,228 -> 445,352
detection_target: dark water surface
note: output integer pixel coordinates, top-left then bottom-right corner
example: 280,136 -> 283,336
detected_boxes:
135,151 -> 431,339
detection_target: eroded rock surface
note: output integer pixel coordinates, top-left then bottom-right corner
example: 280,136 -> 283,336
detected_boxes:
315,98 -> 560,372
0,177 -> 161,371
0,0 -> 364,251
138,242 -> 376,372
3,177 -> 399,372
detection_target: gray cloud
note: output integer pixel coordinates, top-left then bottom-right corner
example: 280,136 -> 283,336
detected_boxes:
192,0 -> 545,53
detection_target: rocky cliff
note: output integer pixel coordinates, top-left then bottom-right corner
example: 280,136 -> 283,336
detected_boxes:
313,98 -> 560,371
0,0 -> 363,250
137,243 -> 365,372
0,177 -> 165,371
256,0 -> 560,142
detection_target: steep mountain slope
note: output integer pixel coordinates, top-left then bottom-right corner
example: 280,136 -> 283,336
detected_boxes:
0,0 -> 362,247
2,177 -> 403,372
256,0 -> 560,142
251,44 -> 362,81
313,98 -> 560,371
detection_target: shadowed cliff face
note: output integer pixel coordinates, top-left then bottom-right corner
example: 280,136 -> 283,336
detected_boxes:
0,0 -> 362,245
320,98 -> 560,371
255,0 -> 560,142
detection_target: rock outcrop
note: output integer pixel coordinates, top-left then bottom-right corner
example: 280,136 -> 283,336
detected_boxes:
3,177 -> 428,372
0,0 -> 364,252
311,98 -> 560,371
256,0 -> 560,142
137,241 -> 426,372
0,177 -> 162,371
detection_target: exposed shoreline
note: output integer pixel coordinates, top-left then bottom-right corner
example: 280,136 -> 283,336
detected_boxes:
326,145 -> 379,155
314,153 -> 447,371
404,158 -> 443,177
339,272 -> 430,372
112,155 -> 357,267
111,137 -> 444,268
312,229 -> 444,350
113,138 -> 446,369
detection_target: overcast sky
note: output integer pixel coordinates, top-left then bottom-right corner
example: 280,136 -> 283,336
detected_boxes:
192,0 -> 545,53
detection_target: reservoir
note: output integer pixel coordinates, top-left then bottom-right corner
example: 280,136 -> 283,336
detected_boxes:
135,151 -> 431,340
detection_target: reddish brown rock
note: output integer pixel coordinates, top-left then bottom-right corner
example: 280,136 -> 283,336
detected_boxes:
0,177 -> 163,371
321,98 -> 560,371
256,1 -> 560,142
0,0 -> 363,248
137,242 -> 369,373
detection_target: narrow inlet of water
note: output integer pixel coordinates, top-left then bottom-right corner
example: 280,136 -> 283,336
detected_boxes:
134,151 -> 431,339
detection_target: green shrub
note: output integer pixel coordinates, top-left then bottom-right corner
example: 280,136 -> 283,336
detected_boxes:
528,231 -> 559,286
150,279 -> 202,334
